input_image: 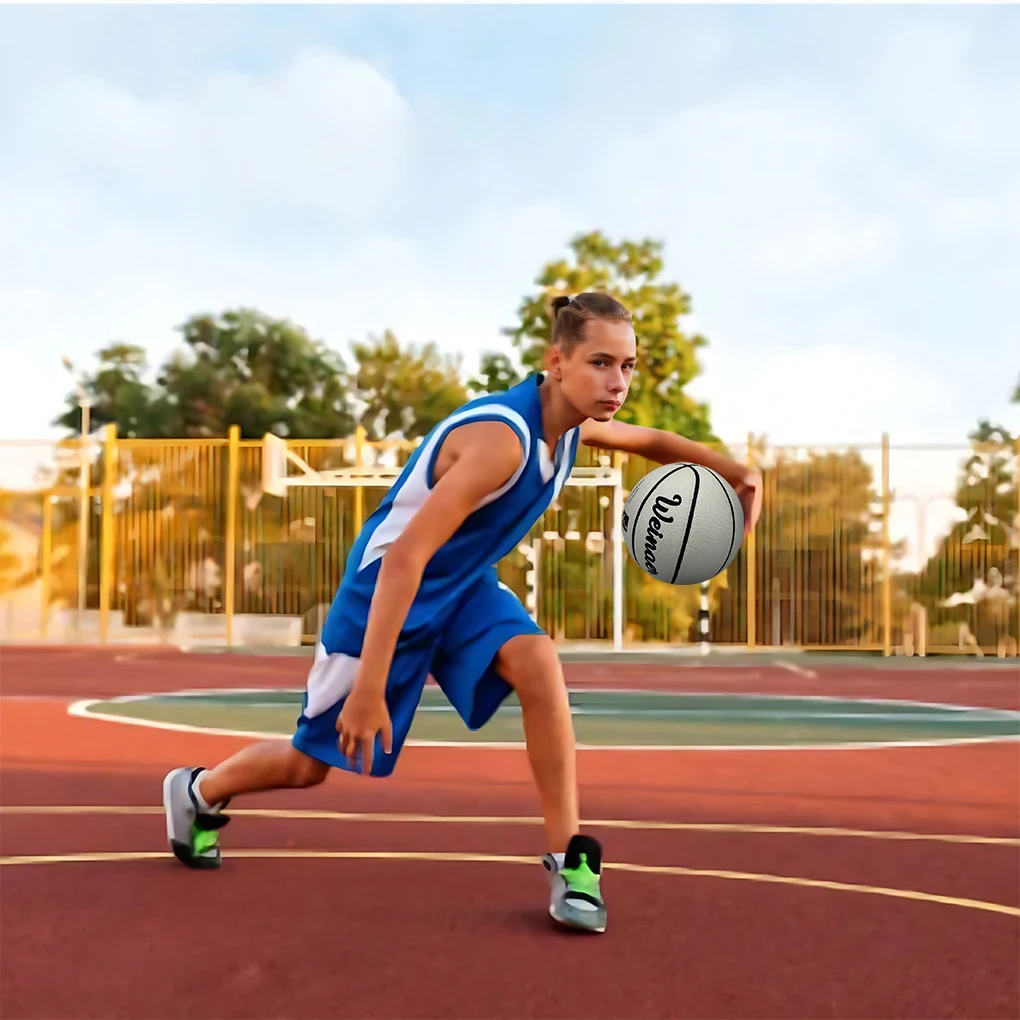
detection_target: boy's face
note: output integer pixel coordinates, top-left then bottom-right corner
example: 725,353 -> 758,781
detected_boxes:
550,319 -> 636,422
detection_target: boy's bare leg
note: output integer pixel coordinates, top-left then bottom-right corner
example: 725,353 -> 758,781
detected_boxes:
197,742 -> 330,806
495,633 -> 606,933
163,743 -> 328,869
495,634 -> 578,852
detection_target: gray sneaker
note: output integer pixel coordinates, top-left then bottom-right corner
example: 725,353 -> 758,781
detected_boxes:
162,767 -> 230,869
542,834 -> 607,933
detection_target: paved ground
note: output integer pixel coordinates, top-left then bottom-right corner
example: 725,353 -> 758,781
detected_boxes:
1,646 -> 1018,1018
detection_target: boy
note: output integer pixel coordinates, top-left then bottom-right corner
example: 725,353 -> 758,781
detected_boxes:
163,292 -> 762,933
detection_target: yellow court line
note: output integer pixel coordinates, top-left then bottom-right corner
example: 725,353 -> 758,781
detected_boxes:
2,805 -> 1017,847
0,848 -> 1017,919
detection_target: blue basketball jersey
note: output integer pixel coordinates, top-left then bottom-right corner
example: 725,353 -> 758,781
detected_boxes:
321,372 -> 580,652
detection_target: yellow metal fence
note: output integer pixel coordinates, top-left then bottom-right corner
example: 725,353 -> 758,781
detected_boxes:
1,428 -> 1017,654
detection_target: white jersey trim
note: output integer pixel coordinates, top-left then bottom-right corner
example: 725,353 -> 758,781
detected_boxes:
355,404 -> 531,573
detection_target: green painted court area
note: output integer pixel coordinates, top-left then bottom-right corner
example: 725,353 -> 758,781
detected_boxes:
80,688 -> 1020,748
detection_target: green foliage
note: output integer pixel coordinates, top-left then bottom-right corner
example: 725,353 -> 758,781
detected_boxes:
0,520 -> 30,597
351,331 -> 470,441
54,311 -> 355,440
161,310 -> 354,439
710,446 -> 889,645
496,231 -> 715,442
469,352 -> 522,396
54,345 -> 159,437
914,420 -> 1017,616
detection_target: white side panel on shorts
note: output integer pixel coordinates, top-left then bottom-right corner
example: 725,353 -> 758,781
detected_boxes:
356,404 -> 531,573
304,640 -> 359,719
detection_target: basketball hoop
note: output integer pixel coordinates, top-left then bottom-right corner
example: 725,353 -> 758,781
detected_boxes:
261,433 -> 410,494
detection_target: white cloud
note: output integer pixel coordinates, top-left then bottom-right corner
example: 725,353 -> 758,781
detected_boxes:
592,92 -> 899,287
747,211 -> 902,281
0,45 -> 416,449
0,7 -> 1017,497
689,336 -> 951,447
10,46 -> 412,222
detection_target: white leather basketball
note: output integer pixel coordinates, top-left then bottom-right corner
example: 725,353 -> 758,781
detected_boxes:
622,463 -> 744,586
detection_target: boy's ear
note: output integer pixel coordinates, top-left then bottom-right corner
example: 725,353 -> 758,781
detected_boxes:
545,343 -> 563,380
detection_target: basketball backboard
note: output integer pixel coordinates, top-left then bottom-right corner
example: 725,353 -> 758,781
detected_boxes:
261,433 -> 406,495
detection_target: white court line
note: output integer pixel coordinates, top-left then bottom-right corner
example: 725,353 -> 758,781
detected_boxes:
66,698 -> 1020,752
95,685 -> 1020,718
778,661 -> 819,679
99,685 -> 1020,716
222,702 -> 1019,722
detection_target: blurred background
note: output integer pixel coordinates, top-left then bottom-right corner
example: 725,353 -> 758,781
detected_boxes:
0,5 -> 1016,657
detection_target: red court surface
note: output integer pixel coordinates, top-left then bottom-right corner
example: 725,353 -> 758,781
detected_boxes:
2,646 -> 1019,1019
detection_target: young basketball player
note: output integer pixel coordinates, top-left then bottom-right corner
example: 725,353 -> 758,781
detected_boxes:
163,292 -> 763,933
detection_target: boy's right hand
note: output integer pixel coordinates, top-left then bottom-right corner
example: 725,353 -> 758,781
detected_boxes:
337,685 -> 393,775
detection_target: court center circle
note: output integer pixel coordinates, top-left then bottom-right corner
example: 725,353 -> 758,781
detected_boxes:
71,688 -> 1020,749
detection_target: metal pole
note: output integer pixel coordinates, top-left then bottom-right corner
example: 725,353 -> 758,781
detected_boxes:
699,579 -> 710,655
77,398 -> 91,635
745,431 -> 757,648
881,431 -> 892,656
41,494 -> 53,639
354,425 -> 366,534
1015,436 -> 1019,657
225,425 -> 240,647
99,423 -> 117,642
612,451 -> 624,651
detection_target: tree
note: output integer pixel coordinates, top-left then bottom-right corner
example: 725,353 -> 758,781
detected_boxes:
351,331 -> 469,441
468,352 -> 522,396
495,231 -> 716,441
479,232 -> 722,642
723,447 -> 891,646
913,420 -> 1017,647
489,232 -> 722,641
160,310 -> 354,439
55,310 -> 356,440
54,345 -> 161,438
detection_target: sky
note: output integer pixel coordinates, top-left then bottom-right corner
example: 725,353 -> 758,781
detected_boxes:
0,4 -> 1018,564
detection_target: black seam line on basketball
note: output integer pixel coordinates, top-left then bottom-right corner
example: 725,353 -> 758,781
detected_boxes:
670,465 -> 700,584
711,468 -> 738,578
633,464 -> 690,569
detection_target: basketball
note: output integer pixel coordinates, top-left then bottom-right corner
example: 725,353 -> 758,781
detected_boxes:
622,463 -> 744,585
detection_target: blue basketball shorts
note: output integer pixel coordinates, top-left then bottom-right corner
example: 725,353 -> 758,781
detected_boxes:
290,574 -> 544,777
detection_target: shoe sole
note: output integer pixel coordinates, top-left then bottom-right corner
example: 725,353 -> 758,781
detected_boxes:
549,903 -> 606,934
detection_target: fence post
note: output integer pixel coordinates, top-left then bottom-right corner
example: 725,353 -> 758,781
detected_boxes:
746,431 -> 757,649
881,431 -> 891,656
225,425 -> 240,647
1015,436 -> 1019,656
612,449 -> 624,651
99,423 -> 117,643
40,493 -> 53,639
354,425 -> 366,534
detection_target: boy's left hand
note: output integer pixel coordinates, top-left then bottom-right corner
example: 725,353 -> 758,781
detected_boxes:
734,468 -> 763,538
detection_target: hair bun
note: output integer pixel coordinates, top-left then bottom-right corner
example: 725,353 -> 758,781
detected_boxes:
551,295 -> 572,315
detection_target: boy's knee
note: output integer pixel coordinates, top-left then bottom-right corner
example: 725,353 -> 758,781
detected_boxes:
288,749 -> 330,788
496,634 -> 564,706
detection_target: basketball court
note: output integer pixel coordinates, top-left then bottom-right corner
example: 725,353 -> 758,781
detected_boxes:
2,645 -> 1018,1018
